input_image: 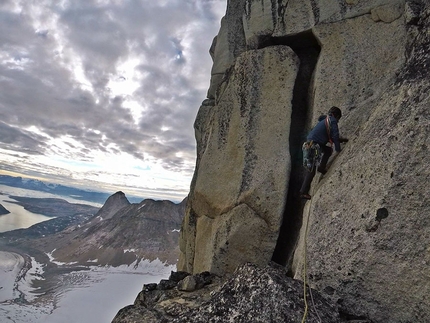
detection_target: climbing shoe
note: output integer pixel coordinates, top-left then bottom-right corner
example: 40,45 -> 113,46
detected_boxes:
317,167 -> 327,175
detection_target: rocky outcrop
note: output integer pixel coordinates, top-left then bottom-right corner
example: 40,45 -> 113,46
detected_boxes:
94,191 -> 131,220
179,46 -> 298,275
207,0 -> 247,100
112,263 -> 340,323
0,203 -> 10,215
175,0 -> 430,322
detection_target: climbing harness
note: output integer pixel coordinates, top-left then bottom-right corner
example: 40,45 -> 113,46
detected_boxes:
302,141 -> 322,172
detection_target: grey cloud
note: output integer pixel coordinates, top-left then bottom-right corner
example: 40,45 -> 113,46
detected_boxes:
0,11 -> 35,47
35,29 -> 49,38
59,3 -> 129,62
0,122 -> 46,154
0,0 -> 226,197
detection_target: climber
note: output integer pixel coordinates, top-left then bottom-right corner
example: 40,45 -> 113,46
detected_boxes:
299,106 -> 348,200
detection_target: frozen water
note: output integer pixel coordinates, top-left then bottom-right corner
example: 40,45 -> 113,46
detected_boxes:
0,251 -> 26,302
0,195 -> 53,233
0,252 -> 174,323
0,185 -> 175,322
0,184 -> 102,232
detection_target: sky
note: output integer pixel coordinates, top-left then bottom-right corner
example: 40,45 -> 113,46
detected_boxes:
0,0 -> 226,201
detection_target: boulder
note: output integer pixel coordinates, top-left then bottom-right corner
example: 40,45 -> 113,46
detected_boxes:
177,275 -> 196,292
177,272 -> 211,292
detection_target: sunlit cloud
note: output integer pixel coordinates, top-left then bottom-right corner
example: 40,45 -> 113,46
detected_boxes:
0,0 -> 226,201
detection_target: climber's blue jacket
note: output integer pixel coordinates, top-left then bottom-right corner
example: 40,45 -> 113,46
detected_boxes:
307,115 -> 341,152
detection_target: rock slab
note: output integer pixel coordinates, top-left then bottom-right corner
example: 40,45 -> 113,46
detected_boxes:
112,263 -> 340,323
179,46 -> 298,275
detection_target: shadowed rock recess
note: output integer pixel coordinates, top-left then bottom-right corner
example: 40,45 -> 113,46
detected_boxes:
113,1 -> 430,322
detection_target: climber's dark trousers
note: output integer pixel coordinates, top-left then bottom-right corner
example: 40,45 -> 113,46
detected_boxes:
300,144 -> 333,195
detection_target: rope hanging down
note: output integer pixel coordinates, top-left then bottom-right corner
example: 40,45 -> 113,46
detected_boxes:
301,198 -> 311,323
301,182 -> 322,323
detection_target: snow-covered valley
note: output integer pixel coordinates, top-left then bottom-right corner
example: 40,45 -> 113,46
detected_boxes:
0,251 -> 174,323
0,183 -> 184,322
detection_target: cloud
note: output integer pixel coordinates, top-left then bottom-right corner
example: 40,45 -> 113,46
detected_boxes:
0,122 -> 47,154
0,0 -> 226,198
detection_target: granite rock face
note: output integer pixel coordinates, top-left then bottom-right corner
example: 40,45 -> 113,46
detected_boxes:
292,4 -> 430,322
179,46 -> 298,275
180,0 -> 408,273
177,0 -> 430,322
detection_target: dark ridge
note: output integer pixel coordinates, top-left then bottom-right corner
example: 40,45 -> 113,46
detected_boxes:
0,203 -> 10,215
270,31 -> 321,270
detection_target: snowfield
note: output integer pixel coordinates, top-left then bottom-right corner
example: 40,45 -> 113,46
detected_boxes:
0,251 -> 26,303
0,251 -> 175,323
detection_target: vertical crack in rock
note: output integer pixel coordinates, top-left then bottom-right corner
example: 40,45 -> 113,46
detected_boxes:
310,0 -> 320,24
277,0 -> 288,27
270,31 -> 321,270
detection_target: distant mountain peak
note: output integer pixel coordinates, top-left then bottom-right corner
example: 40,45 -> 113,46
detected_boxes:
25,193 -> 186,267
95,191 -> 131,220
